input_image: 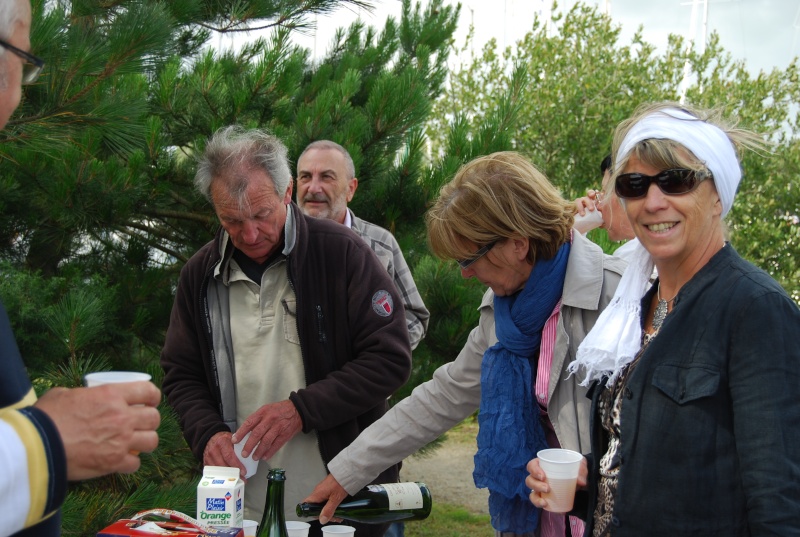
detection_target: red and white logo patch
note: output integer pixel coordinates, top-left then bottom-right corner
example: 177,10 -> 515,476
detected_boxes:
371,290 -> 394,317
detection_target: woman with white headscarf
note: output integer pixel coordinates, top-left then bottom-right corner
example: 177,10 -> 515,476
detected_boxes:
526,102 -> 800,536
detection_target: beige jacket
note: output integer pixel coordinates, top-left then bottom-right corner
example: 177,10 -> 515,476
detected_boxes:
328,231 -> 626,493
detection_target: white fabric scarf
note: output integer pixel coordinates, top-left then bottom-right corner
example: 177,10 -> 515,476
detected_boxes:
567,107 -> 742,386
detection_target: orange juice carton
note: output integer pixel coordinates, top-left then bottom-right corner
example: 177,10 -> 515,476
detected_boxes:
197,466 -> 245,529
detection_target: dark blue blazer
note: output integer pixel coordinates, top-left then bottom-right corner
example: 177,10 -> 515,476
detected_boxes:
583,245 -> 800,536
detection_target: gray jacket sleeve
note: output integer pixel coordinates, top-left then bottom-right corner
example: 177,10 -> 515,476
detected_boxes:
328,289 -> 495,493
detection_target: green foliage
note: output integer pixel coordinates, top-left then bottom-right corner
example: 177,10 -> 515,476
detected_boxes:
38,353 -> 112,392
43,288 -> 111,358
425,61 -> 529,201
0,258 -> 164,377
429,3 -> 679,198
428,1 -> 800,301
12,285 -> 198,535
412,255 -> 485,359
0,262 -> 68,372
62,481 -> 198,537
151,0 -> 463,238
1,0 -> 466,363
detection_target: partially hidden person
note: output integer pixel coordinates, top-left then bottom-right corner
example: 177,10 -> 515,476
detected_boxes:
574,154 -> 638,261
295,139 -> 429,350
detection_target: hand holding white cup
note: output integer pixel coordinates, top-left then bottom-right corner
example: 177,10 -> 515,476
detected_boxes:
532,448 -> 584,513
35,373 -> 161,479
83,371 -> 157,456
573,208 -> 604,234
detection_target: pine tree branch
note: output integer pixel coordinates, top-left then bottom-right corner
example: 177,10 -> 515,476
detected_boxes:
197,0 -> 374,34
138,208 -> 215,225
109,224 -> 189,264
6,110 -> 96,129
168,190 -> 196,209
195,13 -> 306,35
194,17 -> 289,34
62,44 -> 147,109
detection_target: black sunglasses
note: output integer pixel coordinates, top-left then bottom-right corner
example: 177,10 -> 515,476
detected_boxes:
615,168 -> 710,199
457,240 -> 498,270
0,38 -> 45,85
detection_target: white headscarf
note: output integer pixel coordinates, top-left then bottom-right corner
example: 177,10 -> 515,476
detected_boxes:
568,107 -> 742,386
615,107 -> 741,217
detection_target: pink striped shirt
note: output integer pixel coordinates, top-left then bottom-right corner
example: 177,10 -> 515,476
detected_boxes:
534,300 -> 585,537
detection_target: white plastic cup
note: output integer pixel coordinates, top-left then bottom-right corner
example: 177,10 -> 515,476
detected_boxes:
84,371 -> 152,387
242,519 -> 259,537
321,525 -> 355,537
233,432 -> 260,479
573,209 -> 604,234
286,520 -> 311,537
537,448 -> 583,513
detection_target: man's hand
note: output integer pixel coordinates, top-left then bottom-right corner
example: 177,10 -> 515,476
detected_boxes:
34,381 -> 161,481
302,474 -> 349,525
203,431 -> 246,476
232,400 -> 302,462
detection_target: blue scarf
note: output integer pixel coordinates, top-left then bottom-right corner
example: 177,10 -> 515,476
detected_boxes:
473,241 -> 571,533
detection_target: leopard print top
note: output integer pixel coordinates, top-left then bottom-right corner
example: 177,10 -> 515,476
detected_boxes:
591,330 -> 657,536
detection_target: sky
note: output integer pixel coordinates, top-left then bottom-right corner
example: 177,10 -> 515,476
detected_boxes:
269,0 -> 800,76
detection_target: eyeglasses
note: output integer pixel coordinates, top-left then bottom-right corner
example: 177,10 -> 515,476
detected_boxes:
457,240 -> 498,270
615,168 -> 711,199
0,38 -> 45,84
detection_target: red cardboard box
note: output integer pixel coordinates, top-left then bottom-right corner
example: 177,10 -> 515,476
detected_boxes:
97,508 -> 243,537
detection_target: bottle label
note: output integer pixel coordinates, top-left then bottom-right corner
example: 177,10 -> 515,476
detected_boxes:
370,483 -> 423,510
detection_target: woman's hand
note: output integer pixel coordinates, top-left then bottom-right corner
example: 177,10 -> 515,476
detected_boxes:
574,190 -> 600,216
301,474 -> 347,525
525,456 -> 588,510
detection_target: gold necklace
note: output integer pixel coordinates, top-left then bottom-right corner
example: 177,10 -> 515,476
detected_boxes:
653,283 -> 677,331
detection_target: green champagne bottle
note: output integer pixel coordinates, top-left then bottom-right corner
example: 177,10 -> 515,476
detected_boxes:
296,482 -> 432,524
256,468 -> 288,537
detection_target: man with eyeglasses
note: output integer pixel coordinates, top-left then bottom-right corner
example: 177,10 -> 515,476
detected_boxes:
0,3 -> 42,127
0,2 -> 162,536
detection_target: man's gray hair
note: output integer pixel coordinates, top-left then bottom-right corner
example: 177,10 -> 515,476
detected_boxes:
298,140 -> 356,180
195,126 -> 293,205
0,0 -> 26,56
